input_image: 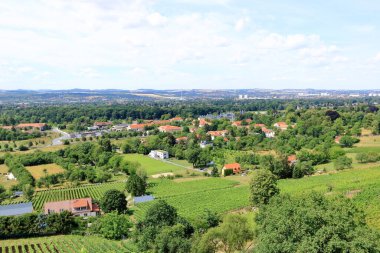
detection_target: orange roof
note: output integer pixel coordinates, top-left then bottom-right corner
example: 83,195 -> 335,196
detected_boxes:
224,163 -> 241,169
170,117 -> 183,121
72,198 -> 89,208
16,123 -> 46,128
261,127 -> 273,133
198,118 -> 210,126
159,125 -> 182,131
129,123 -> 147,129
287,155 -> 297,163
254,123 -> 266,128
335,136 -> 342,143
176,136 -> 188,141
152,120 -> 171,125
207,130 -> 228,136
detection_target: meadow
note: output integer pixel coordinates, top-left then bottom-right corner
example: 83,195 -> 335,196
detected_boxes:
0,235 -> 136,253
25,163 -> 65,179
0,164 -> 17,190
123,154 -> 184,175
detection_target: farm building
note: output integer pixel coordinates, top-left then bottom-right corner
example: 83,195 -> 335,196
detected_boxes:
149,150 -> 169,159
158,125 -> 182,133
0,202 -> 33,216
44,198 -> 100,217
222,163 -> 241,176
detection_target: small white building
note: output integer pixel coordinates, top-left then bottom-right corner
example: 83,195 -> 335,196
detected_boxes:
7,173 -> 16,180
149,150 -> 169,159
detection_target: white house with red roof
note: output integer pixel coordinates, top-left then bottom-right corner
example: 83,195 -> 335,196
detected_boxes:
44,198 -> 100,217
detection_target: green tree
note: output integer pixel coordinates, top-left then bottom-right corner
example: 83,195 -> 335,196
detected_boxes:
126,174 -> 146,197
144,200 -> 178,227
334,155 -> 353,170
91,212 -> 132,240
255,193 -> 380,253
22,184 -> 34,201
154,224 -> 191,253
250,169 -> 279,206
100,189 -> 127,214
339,135 -> 359,148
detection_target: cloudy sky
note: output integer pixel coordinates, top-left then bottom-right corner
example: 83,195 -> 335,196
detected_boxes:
0,0 -> 379,90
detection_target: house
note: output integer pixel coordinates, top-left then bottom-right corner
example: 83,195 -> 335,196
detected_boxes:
207,130 -> 228,140
0,202 -> 33,216
287,155 -> 297,165
262,127 -> 275,138
176,136 -> 188,143
254,123 -> 266,128
111,124 -> 130,131
189,127 -> 197,133
44,198 -> 100,217
170,117 -> 183,122
200,141 -> 213,149
127,124 -> 147,132
7,172 -> 16,180
149,150 -> 169,159
232,119 -> 252,127
198,118 -> 210,127
94,122 -> 112,128
222,163 -> 241,176
335,136 -> 342,144
158,125 -> 182,133
274,122 -> 289,130
16,123 -> 47,131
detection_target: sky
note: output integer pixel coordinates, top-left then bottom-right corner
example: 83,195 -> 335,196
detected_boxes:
0,0 -> 379,90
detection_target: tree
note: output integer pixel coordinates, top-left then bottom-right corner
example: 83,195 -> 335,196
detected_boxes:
154,224 -> 191,253
100,190 -> 127,214
292,161 -> 314,178
91,212 -> 132,239
255,193 -> 380,253
193,214 -> 254,253
98,138 -> 112,152
144,200 -> 178,227
339,135 -> 359,148
325,110 -> 340,121
250,169 -> 279,206
334,156 -> 352,170
126,174 -> 146,197
22,184 -> 34,201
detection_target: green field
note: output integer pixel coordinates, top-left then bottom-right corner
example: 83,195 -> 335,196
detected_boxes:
123,154 -> 184,175
133,178 -> 249,221
32,181 -> 125,211
0,235 -> 136,253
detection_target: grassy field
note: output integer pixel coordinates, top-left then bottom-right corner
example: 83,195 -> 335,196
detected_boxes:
0,235 -> 136,252
123,154 -> 184,176
26,163 -> 65,179
0,164 -> 18,190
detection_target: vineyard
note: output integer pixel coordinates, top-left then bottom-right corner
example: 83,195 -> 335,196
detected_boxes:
134,178 -> 250,220
32,181 -> 125,211
0,235 -> 136,253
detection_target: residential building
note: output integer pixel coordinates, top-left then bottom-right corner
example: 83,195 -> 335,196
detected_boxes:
262,127 -> 275,138
94,122 -> 113,128
44,198 -> 100,217
111,124 -> 130,131
274,122 -> 289,130
170,117 -> 183,122
176,136 -> 188,143
232,119 -> 252,127
287,155 -> 298,165
198,118 -> 210,127
222,163 -> 241,176
253,123 -> 266,128
127,123 -> 147,131
149,150 -> 169,159
158,125 -> 182,133
207,130 -> 228,140
0,202 -> 33,216
16,123 -> 47,131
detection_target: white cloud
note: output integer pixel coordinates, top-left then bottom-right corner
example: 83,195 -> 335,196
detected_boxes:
78,68 -> 101,78
235,17 -> 249,32
374,53 -> 380,62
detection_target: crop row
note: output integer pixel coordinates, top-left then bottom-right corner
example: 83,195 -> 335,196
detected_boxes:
0,235 -> 136,253
33,182 -> 125,211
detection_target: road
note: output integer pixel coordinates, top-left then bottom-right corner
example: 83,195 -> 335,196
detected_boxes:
51,127 -> 71,146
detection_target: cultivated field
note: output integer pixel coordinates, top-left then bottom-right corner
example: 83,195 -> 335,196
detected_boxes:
0,235 -> 136,253
26,164 -> 65,179
32,181 -> 125,211
123,154 -> 183,175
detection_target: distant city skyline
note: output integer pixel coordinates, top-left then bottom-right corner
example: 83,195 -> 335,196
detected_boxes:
0,0 -> 379,90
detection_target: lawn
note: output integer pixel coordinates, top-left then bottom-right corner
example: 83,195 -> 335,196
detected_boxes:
26,163 -> 65,179
0,164 -> 18,190
123,154 -> 184,176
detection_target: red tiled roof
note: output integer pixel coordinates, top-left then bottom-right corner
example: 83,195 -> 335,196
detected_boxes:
159,125 -> 182,131
16,123 -> 46,128
72,198 -> 89,208
207,130 -> 228,136
287,155 -> 297,163
254,123 -> 266,128
176,136 -> 188,141
261,127 -> 273,133
129,123 -> 147,129
170,117 -> 183,122
223,163 -> 241,169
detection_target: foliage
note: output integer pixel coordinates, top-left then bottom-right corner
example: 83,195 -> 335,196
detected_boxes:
255,193 -> 380,253
91,212 -> 132,239
250,169 -> 279,206
100,189 -> 127,214
126,173 -> 147,197
334,156 -> 353,170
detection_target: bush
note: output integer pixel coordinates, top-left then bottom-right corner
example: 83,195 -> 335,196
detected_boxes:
334,156 -> 352,170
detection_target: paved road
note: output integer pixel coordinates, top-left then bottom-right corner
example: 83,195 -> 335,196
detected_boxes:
51,127 -> 71,146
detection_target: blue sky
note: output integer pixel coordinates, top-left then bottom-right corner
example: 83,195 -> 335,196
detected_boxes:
0,0 -> 379,90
